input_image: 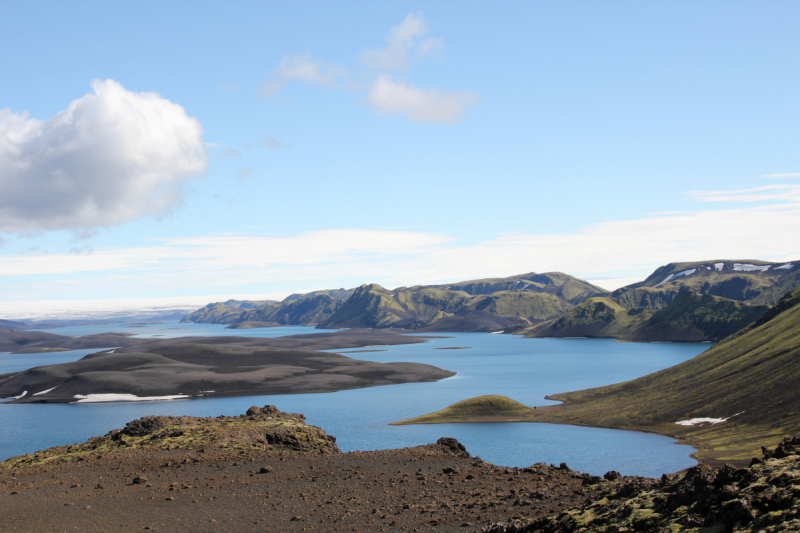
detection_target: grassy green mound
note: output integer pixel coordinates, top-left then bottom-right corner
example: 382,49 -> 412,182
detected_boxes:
391,395 -> 531,425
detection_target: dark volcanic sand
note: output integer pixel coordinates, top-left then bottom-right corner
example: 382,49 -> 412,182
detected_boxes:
0,445 -> 610,533
0,330 -> 455,403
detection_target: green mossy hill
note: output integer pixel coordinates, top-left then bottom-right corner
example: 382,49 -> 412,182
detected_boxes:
318,277 -> 581,332
624,292 -> 769,342
527,293 -> 768,342
392,395 -> 531,425
486,437 -> 800,533
1,405 -> 340,470
180,299 -> 277,324
524,297 -> 650,339
234,293 -> 344,327
533,286 -> 800,465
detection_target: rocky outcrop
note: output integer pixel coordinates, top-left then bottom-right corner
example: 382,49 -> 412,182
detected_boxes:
2,406 -> 340,469
484,437 -> 800,532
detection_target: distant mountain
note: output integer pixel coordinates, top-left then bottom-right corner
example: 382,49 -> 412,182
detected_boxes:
318,272 -> 605,332
231,294 -> 345,328
614,259 -> 798,309
0,319 -> 28,329
180,299 -> 278,324
524,259 -> 798,342
181,290 -> 355,327
282,288 -> 354,303
431,272 -> 605,304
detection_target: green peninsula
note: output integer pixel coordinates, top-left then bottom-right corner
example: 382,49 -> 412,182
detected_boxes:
395,286 -> 800,467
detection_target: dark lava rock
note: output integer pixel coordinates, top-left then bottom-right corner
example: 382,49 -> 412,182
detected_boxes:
484,436 -> 800,533
762,436 -> 800,459
120,416 -> 189,438
437,437 -> 470,457
603,470 -> 621,481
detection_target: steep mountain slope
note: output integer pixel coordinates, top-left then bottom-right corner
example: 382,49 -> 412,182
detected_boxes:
232,294 -> 344,327
526,292 -> 769,342
623,292 -> 769,342
523,297 -> 650,339
528,286 -> 800,464
318,281 -> 576,332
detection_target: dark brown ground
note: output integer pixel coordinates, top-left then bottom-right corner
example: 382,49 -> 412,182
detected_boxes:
0,407 -> 615,533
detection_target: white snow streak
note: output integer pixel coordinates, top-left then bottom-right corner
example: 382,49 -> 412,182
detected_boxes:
655,269 -> 697,287
72,393 -> 189,403
733,263 -> 772,272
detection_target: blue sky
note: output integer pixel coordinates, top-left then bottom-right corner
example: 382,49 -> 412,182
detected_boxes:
1,1 -> 799,315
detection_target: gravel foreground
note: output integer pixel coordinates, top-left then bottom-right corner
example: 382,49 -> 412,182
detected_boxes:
2,406 -> 798,532
0,406 -> 611,532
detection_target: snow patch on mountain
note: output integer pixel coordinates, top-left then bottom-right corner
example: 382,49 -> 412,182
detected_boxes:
655,269 -> 697,287
734,263 -> 772,272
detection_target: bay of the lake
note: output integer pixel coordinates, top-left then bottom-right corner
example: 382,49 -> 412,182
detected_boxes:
0,322 -> 708,477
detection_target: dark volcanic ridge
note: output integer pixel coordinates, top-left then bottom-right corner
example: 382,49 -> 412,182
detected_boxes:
0,329 -> 454,404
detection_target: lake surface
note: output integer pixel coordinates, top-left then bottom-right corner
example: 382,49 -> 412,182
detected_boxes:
0,322 -> 709,477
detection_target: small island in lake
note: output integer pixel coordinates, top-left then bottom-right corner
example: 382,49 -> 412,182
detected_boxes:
0,329 -> 454,404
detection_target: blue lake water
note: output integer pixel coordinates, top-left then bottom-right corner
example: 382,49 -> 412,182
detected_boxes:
0,322 -> 709,477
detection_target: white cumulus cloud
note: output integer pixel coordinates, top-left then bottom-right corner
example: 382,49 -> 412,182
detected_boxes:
367,74 -> 478,123
0,79 -> 208,232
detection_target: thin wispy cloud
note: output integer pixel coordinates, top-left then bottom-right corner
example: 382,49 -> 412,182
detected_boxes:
2,189 -> 798,303
761,172 -> 800,179
237,167 -> 252,180
367,74 -> 478,123
219,147 -> 241,160
256,54 -> 348,98
686,184 -> 800,203
361,13 -> 441,70
260,135 -> 288,150
256,13 -> 477,123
